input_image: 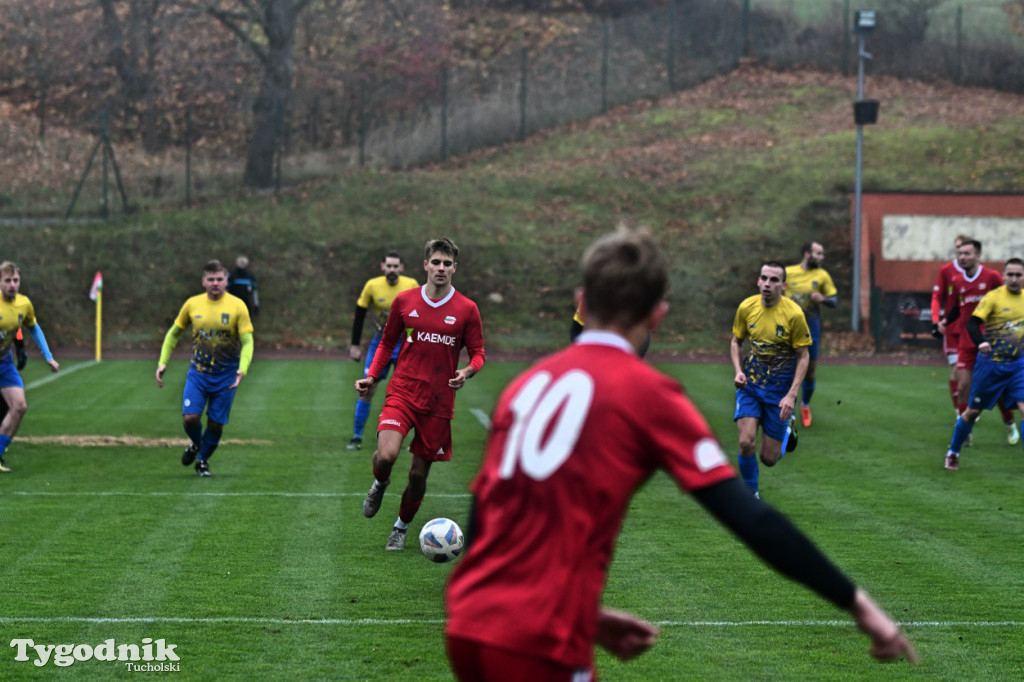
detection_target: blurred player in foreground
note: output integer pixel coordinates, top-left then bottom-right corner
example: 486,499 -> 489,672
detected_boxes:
0,262 -> 60,473
347,249 -> 418,450
155,260 -> 254,477
731,262 -> 809,498
785,241 -> 837,428
357,237 -> 485,550
943,258 -> 1024,470
445,226 -> 917,680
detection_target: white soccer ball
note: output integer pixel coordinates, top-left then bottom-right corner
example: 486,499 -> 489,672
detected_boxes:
418,517 -> 465,563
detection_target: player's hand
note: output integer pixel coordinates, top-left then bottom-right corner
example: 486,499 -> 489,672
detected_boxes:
229,371 -> 244,390
349,345 -> 362,362
155,365 -> 166,388
449,368 -> 473,390
978,342 -> 992,355
778,394 -> 796,422
851,589 -> 918,664
733,372 -> 747,390
46,359 -> 59,373
930,323 -> 942,339
596,608 -> 659,660
355,376 -> 374,397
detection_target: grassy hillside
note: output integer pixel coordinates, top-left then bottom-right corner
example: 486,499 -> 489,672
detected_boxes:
7,64 -> 1024,354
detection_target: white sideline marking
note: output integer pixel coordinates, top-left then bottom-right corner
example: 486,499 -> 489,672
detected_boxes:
25,361 -> 98,389
9,491 -> 472,498
0,616 -> 1019,627
470,408 -> 491,429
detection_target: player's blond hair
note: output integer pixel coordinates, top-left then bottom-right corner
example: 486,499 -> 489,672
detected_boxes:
581,225 -> 667,329
0,261 -> 20,277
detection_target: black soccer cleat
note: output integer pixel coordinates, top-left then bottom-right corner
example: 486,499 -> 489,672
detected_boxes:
182,442 -> 200,466
195,459 -> 212,477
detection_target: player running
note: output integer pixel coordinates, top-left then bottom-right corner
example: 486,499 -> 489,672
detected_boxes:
357,237 -> 485,551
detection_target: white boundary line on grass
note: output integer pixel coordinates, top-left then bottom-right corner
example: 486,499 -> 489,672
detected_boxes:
470,408 -> 491,429
0,616 -> 1020,627
24,360 -> 98,389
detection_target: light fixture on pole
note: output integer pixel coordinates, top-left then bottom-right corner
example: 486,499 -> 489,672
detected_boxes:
851,10 -> 879,333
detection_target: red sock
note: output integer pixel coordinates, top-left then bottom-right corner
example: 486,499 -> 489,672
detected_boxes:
1001,407 -> 1015,425
398,490 -> 424,525
958,403 -> 968,417
949,380 -> 959,409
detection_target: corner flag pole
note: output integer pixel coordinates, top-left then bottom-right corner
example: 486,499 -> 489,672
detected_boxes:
89,272 -> 103,362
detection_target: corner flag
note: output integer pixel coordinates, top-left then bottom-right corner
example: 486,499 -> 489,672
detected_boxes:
90,271 -> 103,361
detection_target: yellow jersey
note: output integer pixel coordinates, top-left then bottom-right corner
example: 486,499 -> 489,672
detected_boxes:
356,275 -> 419,336
0,294 -> 36,360
733,295 -> 811,388
972,286 -> 1024,362
784,265 -> 837,322
173,293 -> 254,374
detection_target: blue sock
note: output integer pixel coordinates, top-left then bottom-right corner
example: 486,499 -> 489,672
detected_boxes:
802,379 -> 816,407
353,399 -> 372,439
738,454 -> 759,494
949,416 -> 974,454
199,428 -> 222,461
184,421 -> 202,445
0,434 -> 10,457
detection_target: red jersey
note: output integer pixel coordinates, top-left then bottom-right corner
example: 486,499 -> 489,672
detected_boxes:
931,260 -> 964,323
932,260 -> 965,354
953,266 -> 1003,351
367,285 -> 484,418
445,332 -> 735,669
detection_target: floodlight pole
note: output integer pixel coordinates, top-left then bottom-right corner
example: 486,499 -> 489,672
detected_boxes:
852,32 -> 867,332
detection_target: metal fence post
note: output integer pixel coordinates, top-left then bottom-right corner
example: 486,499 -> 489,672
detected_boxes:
601,20 -> 609,113
519,47 -> 528,141
441,68 -> 449,162
185,105 -> 192,208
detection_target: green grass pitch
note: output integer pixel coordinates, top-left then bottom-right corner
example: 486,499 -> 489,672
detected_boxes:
2,358 -> 1023,679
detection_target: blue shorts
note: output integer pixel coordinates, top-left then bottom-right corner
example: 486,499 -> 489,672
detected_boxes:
806,316 -> 821,361
363,334 -> 401,380
734,384 -> 788,442
182,367 -> 238,425
0,359 -> 23,389
968,355 -> 1024,411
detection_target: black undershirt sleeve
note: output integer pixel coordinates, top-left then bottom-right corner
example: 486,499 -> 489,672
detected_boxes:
351,306 -> 368,347
691,478 -> 857,610
966,315 -> 986,347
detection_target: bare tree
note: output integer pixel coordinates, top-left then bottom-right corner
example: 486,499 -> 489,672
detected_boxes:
190,0 -> 314,188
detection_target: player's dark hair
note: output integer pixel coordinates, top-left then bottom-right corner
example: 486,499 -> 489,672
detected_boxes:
384,249 -> 403,263
763,261 -> 787,282
424,237 -> 458,261
960,239 -> 982,254
1007,257 -> 1024,269
801,242 -> 813,257
204,259 -> 227,276
581,225 -> 667,328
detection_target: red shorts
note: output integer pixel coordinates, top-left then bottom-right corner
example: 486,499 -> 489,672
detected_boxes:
447,636 -> 594,682
943,330 -> 960,356
956,344 -> 978,371
378,396 -> 452,462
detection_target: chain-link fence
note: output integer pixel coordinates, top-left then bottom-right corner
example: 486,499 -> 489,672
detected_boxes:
3,0 -> 1022,219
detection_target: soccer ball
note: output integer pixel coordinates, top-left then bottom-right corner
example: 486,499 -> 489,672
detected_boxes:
418,517 -> 464,563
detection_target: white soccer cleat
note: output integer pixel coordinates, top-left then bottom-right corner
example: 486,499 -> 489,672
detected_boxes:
1007,422 -> 1020,446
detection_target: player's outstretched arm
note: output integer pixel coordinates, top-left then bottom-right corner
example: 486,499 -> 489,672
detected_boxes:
692,478 -> 917,664
595,608 -> 659,661
851,589 -> 918,663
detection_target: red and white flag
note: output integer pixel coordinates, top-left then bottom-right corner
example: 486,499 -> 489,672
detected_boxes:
89,271 -> 103,301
